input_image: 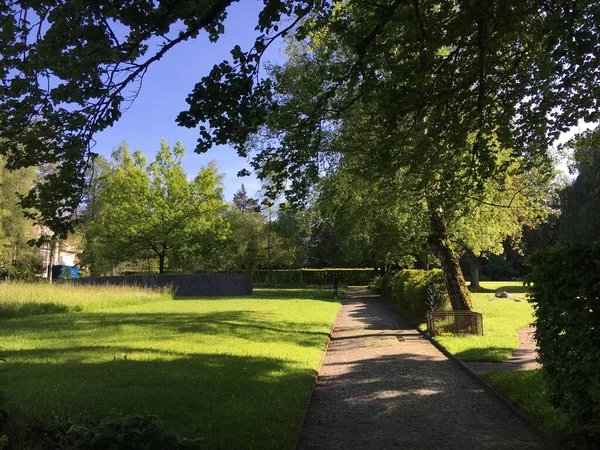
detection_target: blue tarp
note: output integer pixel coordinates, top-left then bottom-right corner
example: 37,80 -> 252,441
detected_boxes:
52,265 -> 79,279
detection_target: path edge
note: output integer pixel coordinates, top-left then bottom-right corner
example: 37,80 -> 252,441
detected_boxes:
292,296 -> 344,450
415,326 -> 554,443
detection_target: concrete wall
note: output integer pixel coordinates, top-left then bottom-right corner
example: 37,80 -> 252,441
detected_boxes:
68,273 -> 253,297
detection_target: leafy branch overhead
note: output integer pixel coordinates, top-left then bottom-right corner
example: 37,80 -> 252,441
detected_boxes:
0,0 -> 315,235
1,0 -> 599,237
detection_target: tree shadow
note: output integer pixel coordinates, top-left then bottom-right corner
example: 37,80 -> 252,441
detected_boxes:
299,351 -> 550,449
298,295 -> 551,449
454,347 -> 517,362
176,287 -> 337,302
0,301 -> 74,319
1,352 -> 313,449
1,310 -> 333,349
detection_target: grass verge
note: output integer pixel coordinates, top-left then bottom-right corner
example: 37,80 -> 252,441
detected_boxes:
482,370 -> 568,439
0,286 -> 340,449
431,281 -> 534,361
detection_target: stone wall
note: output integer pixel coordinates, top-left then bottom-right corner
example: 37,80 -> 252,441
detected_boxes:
68,273 -> 253,297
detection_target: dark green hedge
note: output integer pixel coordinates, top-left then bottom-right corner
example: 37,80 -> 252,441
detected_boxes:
382,269 -> 450,322
527,242 -> 600,447
253,269 -> 376,286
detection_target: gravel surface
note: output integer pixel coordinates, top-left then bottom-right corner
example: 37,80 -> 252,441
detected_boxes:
297,288 -> 548,450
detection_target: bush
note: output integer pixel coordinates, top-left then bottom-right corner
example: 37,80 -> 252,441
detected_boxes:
253,268 -> 376,286
0,410 -> 200,450
526,241 -> 600,447
382,269 -> 450,322
368,276 -> 384,293
71,412 -> 187,449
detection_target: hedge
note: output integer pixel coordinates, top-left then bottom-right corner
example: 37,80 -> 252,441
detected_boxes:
381,269 -> 450,322
253,269 -> 376,286
526,241 -> 600,447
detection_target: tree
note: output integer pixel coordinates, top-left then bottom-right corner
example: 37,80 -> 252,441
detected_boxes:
0,0 -> 314,234
449,153 -> 556,289
559,127 -> 600,244
0,157 -> 43,279
270,202 -> 312,268
232,184 -> 259,213
86,140 -> 227,274
316,158 -> 429,272
3,1 -> 598,238
2,2 -> 600,304
181,3 -> 600,309
222,205 -> 267,272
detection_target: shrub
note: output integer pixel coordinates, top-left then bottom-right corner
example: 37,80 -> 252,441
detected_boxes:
382,269 -> 450,322
71,412 -> 185,449
253,268 -> 376,286
526,241 -> 600,447
368,276 -> 384,293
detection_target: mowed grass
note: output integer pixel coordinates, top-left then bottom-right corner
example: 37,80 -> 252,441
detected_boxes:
0,285 -> 340,449
482,370 -> 568,439
433,281 -> 534,361
0,282 -> 172,318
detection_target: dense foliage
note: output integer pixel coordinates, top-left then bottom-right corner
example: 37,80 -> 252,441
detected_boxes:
0,157 -> 43,279
526,242 -> 600,447
81,141 -> 228,274
560,128 -> 600,244
382,269 -> 450,322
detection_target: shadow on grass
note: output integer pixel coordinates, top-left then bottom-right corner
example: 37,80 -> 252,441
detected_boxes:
0,302 -> 75,319
0,352 -> 313,450
453,347 -> 516,362
176,287 -> 336,302
1,310 -> 332,349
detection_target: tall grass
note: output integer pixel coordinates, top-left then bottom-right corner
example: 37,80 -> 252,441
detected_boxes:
0,282 -> 172,318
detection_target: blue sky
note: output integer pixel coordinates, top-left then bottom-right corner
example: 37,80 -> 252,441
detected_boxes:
93,0 -> 284,202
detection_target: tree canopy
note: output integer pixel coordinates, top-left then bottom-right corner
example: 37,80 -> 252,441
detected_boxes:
83,140 -> 227,274
2,1 -> 599,236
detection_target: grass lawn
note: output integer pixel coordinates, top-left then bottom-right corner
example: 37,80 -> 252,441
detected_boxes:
482,370 -> 568,439
0,284 -> 340,449
432,281 -> 534,362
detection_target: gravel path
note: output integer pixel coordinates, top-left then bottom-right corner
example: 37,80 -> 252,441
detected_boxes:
297,287 -> 547,450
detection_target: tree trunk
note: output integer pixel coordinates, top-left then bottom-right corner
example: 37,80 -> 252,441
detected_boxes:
428,205 -> 473,311
158,254 -> 165,274
468,253 -> 481,291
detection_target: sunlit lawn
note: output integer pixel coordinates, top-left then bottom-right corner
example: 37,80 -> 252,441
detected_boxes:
0,285 -> 340,449
432,281 -> 534,362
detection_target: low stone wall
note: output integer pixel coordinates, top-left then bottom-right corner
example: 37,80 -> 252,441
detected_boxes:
68,273 -> 253,297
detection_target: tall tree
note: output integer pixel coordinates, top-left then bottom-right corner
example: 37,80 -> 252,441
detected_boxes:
232,184 -> 259,213
450,154 -> 556,289
87,140 -> 227,274
2,1 -> 599,240
0,157 -> 43,278
181,2 -> 600,309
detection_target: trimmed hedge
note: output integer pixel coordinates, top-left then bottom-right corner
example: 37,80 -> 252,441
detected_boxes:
382,269 -> 450,322
526,241 -> 600,447
253,269 -> 376,286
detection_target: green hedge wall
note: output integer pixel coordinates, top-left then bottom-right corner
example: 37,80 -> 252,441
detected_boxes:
381,269 -> 450,322
253,269 -> 376,286
527,242 -> 600,447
